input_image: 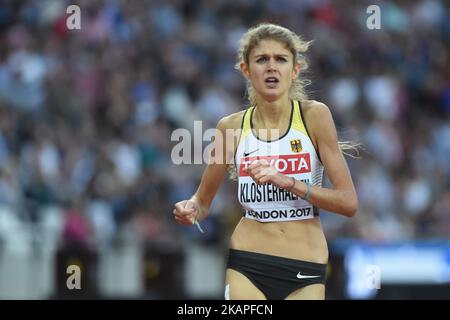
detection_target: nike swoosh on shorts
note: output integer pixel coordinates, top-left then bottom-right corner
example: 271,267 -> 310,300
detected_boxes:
296,272 -> 320,279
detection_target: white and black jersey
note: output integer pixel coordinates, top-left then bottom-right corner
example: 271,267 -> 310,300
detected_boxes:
235,100 -> 323,222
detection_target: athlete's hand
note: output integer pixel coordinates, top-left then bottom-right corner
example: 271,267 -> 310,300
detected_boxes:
244,159 -> 292,189
173,199 -> 200,225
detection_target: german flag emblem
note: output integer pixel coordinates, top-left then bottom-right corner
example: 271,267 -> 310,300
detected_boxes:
290,139 -> 302,153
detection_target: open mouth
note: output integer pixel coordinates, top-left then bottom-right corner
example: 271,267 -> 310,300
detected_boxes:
264,77 -> 279,88
265,77 -> 279,83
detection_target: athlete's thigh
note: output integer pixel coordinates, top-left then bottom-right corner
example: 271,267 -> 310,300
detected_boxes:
225,268 -> 266,300
285,284 -> 325,300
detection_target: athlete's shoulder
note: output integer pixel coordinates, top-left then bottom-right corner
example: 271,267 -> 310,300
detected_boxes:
300,100 -> 335,144
301,100 -> 335,128
217,109 -> 247,130
301,100 -> 332,119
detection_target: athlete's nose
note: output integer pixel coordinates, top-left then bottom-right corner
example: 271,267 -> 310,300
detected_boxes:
267,59 -> 277,72
267,62 -> 276,72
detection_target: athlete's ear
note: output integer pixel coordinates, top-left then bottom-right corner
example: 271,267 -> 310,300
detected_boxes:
292,63 -> 300,80
240,62 -> 250,79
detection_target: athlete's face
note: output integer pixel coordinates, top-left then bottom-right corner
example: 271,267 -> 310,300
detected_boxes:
241,39 -> 300,103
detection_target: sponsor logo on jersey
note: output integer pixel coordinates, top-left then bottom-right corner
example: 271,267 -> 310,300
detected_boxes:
243,149 -> 259,157
239,154 -> 311,176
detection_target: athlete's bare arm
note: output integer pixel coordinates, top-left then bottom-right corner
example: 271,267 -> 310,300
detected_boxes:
245,101 -> 358,217
173,111 -> 244,225
300,100 -> 358,216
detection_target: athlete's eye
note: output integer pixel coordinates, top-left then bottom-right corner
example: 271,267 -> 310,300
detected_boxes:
256,56 -> 268,63
277,57 -> 287,62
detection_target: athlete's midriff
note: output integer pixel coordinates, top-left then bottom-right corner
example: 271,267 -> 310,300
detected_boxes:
229,216 -> 329,264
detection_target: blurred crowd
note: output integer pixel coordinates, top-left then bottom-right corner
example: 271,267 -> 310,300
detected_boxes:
0,0 -> 449,259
